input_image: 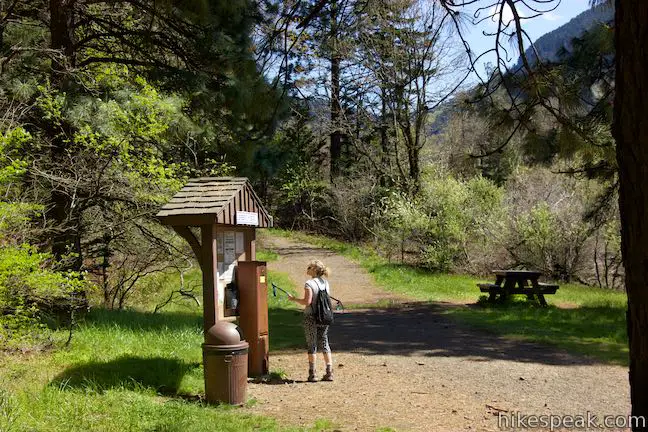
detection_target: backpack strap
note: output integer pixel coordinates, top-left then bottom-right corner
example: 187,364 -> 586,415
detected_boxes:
306,278 -> 327,313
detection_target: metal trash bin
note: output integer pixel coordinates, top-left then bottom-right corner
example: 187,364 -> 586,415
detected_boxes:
203,321 -> 249,405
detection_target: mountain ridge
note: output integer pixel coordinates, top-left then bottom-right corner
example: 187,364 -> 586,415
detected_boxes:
516,4 -> 614,68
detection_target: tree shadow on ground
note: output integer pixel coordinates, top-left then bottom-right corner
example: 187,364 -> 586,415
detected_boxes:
50,355 -> 200,395
324,302 -> 626,366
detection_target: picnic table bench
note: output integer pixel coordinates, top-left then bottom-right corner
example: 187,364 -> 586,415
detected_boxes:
477,270 -> 559,306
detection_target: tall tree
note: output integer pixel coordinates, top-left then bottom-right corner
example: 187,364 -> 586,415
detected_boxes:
21,0 -> 275,269
358,0 -> 462,192
260,0 -> 361,181
613,0 -> 648,422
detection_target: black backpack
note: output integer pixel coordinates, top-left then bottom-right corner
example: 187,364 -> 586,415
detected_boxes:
311,279 -> 334,325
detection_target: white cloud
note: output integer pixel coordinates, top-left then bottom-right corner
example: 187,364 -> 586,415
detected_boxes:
542,12 -> 562,21
489,3 -> 515,27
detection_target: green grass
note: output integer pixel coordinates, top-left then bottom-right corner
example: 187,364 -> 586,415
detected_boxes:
257,249 -> 280,262
448,300 -> 628,365
266,270 -> 304,352
0,266 -> 328,432
267,228 -> 629,365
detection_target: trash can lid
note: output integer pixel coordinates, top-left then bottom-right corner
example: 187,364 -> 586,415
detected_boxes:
205,321 -> 245,345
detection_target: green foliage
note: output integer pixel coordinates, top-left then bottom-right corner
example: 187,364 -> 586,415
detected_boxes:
0,128 -> 30,184
0,0 -> 286,323
502,168 -> 609,282
0,125 -> 90,350
379,173 -> 503,271
274,163 -> 332,230
0,245 -> 89,350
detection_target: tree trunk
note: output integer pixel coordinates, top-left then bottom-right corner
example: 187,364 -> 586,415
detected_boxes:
329,0 -> 342,181
407,145 -> 420,194
49,0 -> 80,268
380,86 -> 390,187
613,0 -> 648,426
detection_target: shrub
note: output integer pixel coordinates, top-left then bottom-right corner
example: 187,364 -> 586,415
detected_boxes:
0,244 -> 89,350
502,168 -> 603,281
377,172 -> 504,272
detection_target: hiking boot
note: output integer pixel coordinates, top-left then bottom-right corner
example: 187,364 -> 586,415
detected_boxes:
322,364 -> 333,381
308,365 -> 317,382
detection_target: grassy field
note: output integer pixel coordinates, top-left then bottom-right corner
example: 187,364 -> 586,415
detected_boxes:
265,229 -> 629,365
0,251 -> 325,432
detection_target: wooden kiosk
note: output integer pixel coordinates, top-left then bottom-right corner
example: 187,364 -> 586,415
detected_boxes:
156,178 -> 273,401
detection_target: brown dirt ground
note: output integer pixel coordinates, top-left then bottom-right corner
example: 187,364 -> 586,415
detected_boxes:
245,235 -> 631,432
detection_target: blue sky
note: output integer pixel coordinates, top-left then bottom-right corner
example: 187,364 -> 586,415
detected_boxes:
461,0 -> 592,83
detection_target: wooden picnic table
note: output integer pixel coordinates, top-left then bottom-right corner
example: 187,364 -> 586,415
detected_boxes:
477,269 -> 559,306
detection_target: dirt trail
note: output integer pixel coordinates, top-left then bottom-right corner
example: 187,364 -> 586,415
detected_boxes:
246,235 -> 631,432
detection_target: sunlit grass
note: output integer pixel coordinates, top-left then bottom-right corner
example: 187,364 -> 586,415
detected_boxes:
0,264 -> 330,432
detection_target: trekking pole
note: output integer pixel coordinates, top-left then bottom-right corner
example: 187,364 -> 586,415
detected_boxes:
271,282 -> 290,297
272,282 -> 345,311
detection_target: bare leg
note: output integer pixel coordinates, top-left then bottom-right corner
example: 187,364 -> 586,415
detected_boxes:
323,352 -> 332,366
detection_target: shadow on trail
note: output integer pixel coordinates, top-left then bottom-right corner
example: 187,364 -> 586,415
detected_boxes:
328,302 -> 624,366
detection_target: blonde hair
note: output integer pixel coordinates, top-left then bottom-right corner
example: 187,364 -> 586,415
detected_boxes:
307,260 -> 330,278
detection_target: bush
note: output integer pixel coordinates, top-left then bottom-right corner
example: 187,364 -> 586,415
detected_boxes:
272,163 -> 333,231
0,244 -> 89,350
376,172 -> 504,272
503,168 -> 602,281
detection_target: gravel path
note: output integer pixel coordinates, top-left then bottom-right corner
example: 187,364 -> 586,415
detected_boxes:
246,235 -> 631,431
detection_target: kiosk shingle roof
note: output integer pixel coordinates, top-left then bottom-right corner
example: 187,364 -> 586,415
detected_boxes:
156,177 -> 272,227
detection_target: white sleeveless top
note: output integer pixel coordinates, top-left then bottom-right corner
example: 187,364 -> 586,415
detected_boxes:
304,277 -> 329,316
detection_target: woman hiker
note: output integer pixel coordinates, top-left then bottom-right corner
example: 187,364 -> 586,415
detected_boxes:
288,259 -> 334,382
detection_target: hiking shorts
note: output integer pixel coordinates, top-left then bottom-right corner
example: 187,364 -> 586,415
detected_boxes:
303,315 -> 331,354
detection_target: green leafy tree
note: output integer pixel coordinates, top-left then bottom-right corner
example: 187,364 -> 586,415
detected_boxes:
0,0 -> 281,269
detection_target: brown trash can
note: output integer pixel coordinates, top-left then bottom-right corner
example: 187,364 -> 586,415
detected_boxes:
202,321 -> 249,405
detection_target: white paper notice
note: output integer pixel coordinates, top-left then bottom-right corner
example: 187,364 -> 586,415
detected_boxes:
224,232 -> 235,266
236,232 -> 244,254
217,232 -> 224,254
220,262 -> 235,283
236,211 -> 259,226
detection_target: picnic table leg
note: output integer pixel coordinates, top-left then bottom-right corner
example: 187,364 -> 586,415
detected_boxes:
538,294 -> 548,307
488,291 -> 497,303
529,277 -> 543,305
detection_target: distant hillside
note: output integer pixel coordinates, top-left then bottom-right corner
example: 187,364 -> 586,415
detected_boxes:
516,4 -> 614,67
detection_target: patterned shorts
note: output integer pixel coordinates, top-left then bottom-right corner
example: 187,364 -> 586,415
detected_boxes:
303,315 -> 331,354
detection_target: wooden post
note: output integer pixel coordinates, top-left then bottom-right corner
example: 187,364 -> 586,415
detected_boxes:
200,224 -> 218,334
244,228 -> 256,261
